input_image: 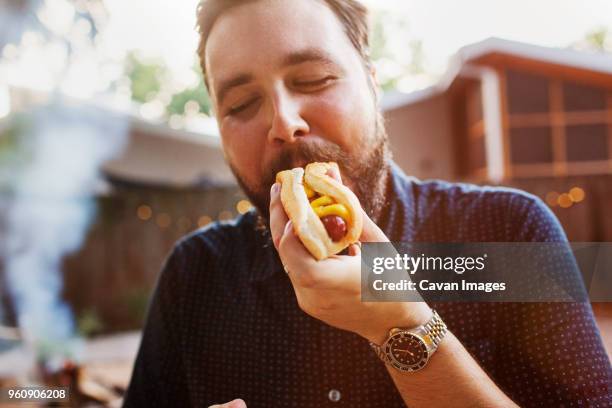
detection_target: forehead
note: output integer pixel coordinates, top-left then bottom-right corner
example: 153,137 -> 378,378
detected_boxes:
205,0 -> 357,90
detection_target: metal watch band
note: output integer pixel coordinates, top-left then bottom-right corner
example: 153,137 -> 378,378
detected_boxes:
423,310 -> 447,348
369,309 -> 447,363
371,339 -> 388,362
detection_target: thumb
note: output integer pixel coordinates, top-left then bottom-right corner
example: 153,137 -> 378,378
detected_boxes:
325,163 -> 343,183
359,208 -> 388,243
208,399 -> 247,408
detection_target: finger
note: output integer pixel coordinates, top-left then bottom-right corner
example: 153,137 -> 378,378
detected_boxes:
326,163 -> 343,183
359,208 -> 388,243
269,182 -> 289,250
278,220 -> 316,273
348,241 -> 361,257
227,399 -> 247,408
208,399 -> 247,408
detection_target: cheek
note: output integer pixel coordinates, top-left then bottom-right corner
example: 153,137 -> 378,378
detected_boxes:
220,120 -> 268,184
308,83 -> 374,149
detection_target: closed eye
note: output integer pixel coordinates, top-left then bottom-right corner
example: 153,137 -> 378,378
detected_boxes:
293,76 -> 336,90
228,97 -> 258,116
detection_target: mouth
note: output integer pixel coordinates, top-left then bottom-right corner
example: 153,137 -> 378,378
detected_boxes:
290,160 -> 310,170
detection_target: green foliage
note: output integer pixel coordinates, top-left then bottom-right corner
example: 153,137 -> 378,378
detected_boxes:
126,52 -> 166,103
120,11 -> 419,119
370,15 -> 390,61
369,11 -> 424,92
167,78 -> 211,116
77,308 -> 105,337
572,27 -> 611,53
0,115 -> 34,192
583,27 -> 610,52
121,287 -> 151,327
123,52 -> 212,118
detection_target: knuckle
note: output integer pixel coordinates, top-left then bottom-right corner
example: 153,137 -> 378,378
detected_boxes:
316,299 -> 335,312
296,272 -> 318,289
295,266 -> 322,289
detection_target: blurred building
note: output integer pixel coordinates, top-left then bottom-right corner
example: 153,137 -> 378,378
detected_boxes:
383,37 -> 612,241
103,116 -> 235,189
72,116 -> 246,332
1,90 -> 246,332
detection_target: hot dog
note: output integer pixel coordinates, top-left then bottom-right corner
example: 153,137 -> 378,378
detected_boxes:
275,162 -> 363,260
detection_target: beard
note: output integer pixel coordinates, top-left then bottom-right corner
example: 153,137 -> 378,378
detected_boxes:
227,112 -> 392,228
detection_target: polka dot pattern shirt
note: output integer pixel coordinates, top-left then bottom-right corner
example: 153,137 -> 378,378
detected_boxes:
125,162 -> 612,407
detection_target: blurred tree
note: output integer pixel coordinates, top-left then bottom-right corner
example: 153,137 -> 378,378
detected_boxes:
2,0 -> 420,124
0,115 -> 34,192
369,10 -> 425,92
124,54 -> 212,117
0,0 -> 108,187
76,308 -> 104,337
125,52 -> 166,103
121,10 -> 419,119
586,28 -> 608,50
572,27 -> 611,53
167,80 -> 211,117
0,0 -> 47,50
0,0 -> 106,55
166,64 -> 211,117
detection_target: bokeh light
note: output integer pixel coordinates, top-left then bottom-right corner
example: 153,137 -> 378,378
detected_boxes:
236,200 -> 253,214
557,193 -> 573,209
197,215 -> 212,228
569,187 -> 585,203
218,210 -> 233,221
136,205 -> 152,221
545,191 -> 559,207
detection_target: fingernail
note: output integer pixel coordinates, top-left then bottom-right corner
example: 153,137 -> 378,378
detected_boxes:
283,220 -> 292,236
271,183 -> 280,195
326,167 -> 341,182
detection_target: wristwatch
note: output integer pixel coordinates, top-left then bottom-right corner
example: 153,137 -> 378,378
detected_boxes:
369,310 -> 447,372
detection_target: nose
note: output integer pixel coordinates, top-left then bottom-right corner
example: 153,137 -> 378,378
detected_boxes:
267,87 -> 310,144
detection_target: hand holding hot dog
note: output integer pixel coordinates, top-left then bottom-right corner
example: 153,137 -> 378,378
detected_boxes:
270,162 -> 432,345
275,162 -> 362,260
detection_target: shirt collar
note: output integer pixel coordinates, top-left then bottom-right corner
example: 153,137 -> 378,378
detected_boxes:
248,160 -> 416,283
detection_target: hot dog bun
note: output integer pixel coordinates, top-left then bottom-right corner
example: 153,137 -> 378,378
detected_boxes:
276,162 -> 363,260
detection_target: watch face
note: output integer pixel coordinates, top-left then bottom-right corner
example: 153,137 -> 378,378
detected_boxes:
384,332 -> 429,371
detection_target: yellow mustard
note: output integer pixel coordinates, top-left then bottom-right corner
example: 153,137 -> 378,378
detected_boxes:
304,184 -> 350,222
303,183 -> 315,199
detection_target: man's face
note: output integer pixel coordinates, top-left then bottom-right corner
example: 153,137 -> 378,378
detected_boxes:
205,0 -> 389,219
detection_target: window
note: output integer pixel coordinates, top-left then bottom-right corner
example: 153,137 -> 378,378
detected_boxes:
466,83 -> 483,123
501,68 -> 611,178
563,82 -> 606,112
566,124 -> 608,162
507,70 -> 550,114
510,127 -> 553,164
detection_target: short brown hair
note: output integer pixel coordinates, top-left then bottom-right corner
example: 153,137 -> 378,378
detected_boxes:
195,0 -> 371,87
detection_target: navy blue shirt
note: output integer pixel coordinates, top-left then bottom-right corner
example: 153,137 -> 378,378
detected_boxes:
125,162 -> 612,407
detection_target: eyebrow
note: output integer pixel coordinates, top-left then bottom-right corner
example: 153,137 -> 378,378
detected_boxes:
216,74 -> 254,107
282,48 -> 338,67
215,48 -> 339,106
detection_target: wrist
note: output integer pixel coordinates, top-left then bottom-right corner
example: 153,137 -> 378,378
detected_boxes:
362,303 -> 433,345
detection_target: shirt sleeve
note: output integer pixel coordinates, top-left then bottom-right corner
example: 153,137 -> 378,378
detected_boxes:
493,196 -> 612,407
123,242 -> 191,407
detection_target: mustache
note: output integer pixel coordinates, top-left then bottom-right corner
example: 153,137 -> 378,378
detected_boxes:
260,140 -> 351,193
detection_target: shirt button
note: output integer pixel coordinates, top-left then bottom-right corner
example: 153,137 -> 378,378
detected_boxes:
328,389 -> 341,402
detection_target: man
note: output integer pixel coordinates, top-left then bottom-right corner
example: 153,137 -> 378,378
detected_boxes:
125,0 -> 612,407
